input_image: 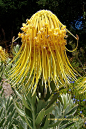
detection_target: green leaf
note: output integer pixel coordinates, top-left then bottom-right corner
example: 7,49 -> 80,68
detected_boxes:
0,85 -> 2,90
7,103 -> 14,115
62,95 -> 67,108
49,114 -> 55,124
18,118 -> 27,129
32,92 -> 36,105
66,114 -> 73,119
44,87 -> 51,101
15,89 -> 23,100
49,119 -> 61,128
0,108 -> 3,116
60,120 -> 69,126
13,124 -> 18,129
19,124 -> 25,129
0,77 -> 2,82
6,97 -> 11,110
46,93 -> 58,109
50,81 -> 56,92
0,118 -> 5,126
24,117 -> 33,129
1,89 -> 4,96
19,115 -> 26,122
42,114 -> 50,129
14,102 -> 25,117
66,104 -> 78,115
10,108 -> 16,118
22,95 -> 31,111
45,104 -> 55,115
5,111 -> 15,125
60,122 -> 75,129
37,100 -> 46,113
25,108 -> 32,120
35,108 -> 45,125
65,122 -> 75,128
38,78 -> 44,93
9,122 -> 14,129
64,105 -> 70,116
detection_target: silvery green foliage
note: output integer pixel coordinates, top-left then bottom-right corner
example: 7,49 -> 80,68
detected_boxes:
0,91 -> 27,129
13,87 -> 78,129
12,44 -> 20,63
61,93 -> 74,109
50,93 -> 78,129
14,44 -> 20,54
66,116 -> 84,129
13,89 -> 59,129
5,44 -> 20,75
12,44 -> 20,57
0,93 -> 18,129
0,65 -> 27,129
6,58 -> 12,70
0,61 -> 5,78
0,66 -> 4,96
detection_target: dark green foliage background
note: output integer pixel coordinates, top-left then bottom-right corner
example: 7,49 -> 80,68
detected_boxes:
0,0 -> 85,39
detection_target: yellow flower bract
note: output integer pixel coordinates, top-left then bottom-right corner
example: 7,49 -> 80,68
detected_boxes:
0,46 -> 7,62
8,10 -> 79,95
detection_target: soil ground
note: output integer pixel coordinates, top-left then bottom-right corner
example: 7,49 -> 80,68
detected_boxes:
0,78 -> 13,97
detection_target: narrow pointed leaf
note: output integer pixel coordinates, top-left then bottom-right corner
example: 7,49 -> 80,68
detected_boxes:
65,122 -> 75,128
10,109 -> 16,118
32,92 -> 36,105
0,118 -> 5,126
25,108 -> 32,120
49,120 -> 61,128
64,105 -> 70,116
22,95 -> 31,111
60,120 -> 69,126
66,104 -> 78,115
43,114 -> 50,129
19,124 -> 25,129
13,124 -> 18,129
14,102 -> 25,117
19,115 -> 26,122
45,104 -> 55,115
46,93 -> 59,109
36,108 -> 45,125
15,89 -> 23,100
60,122 -> 74,129
6,97 -> 11,110
37,100 -> 46,113
0,108 -> 3,116
24,117 -> 33,129
5,111 -> 14,125
7,103 -> 14,115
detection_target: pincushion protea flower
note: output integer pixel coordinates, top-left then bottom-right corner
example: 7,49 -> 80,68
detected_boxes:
0,46 -> 7,62
8,10 -> 79,95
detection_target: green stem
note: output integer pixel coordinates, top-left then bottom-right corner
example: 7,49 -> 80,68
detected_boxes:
31,104 -> 36,129
29,95 -> 36,129
28,92 -> 36,129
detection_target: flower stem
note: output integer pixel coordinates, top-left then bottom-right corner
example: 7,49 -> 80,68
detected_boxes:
32,104 -> 36,129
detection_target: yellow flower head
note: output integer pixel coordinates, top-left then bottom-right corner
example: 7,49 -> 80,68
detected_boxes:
0,46 -> 7,62
8,10 -> 79,95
